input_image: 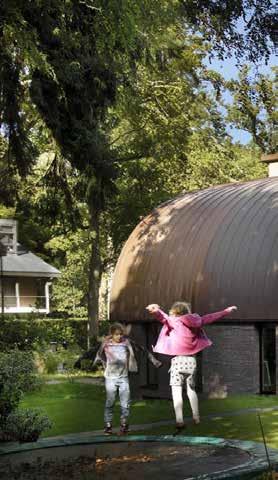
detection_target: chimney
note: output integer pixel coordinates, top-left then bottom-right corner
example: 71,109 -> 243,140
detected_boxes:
261,152 -> 278,177
0,219 -> 18,254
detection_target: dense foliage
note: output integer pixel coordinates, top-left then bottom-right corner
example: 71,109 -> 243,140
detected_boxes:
0,350 -> 51,442
0,316 -> 88,351
0,0 -> 275,339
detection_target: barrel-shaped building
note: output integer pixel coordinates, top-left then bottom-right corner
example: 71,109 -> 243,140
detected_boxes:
110,164 -> 278,398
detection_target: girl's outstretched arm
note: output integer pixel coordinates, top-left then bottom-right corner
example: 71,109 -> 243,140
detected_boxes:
201,306 -> 237,325
146,304 -> 172,329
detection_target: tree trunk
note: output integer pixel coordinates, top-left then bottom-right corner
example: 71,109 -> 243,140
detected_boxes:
87,202 -> 102,347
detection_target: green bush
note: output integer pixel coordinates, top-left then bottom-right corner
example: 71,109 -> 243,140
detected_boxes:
0,350 -> 51,443
3,408 -> 52,442
80,358 -> 96,371
0,316 -> 45,351
0,350 -> 38,418
98,320 -> 110,337
34,344 -> 83,375
0,316 -> 88,351
58,345 -> 82,368
43,352 -> 61,374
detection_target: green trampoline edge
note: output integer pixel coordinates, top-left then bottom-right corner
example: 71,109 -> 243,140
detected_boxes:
1,434 -> 278,480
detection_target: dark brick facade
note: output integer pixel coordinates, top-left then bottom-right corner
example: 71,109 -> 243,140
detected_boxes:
202,323 -> 260,397
129,321 -> 263,399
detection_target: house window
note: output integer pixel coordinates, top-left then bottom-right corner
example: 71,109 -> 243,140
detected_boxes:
36,279 -> 46,309
0,278 -> 16,307
261,326 -> 276,394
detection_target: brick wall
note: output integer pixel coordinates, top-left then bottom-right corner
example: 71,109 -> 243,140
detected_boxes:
202,323 -> 260,397
130,322 -> 261,399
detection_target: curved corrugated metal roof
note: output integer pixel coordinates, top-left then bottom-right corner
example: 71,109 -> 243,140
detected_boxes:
110,177 -> 278,322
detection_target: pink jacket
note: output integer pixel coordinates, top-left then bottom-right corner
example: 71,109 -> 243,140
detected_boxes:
152,308 -> 231,356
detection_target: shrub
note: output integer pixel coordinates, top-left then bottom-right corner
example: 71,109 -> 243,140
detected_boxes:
98,320 -> 110,337
80,358 -> 96,371
0,350 -> 38,419
0,316 -> 44,352
43,351 -> 61,374
3,408 -> 52,442
58,345 -> 82,369
34,344 -> 83,375
0,316 -> 88,351
0,350 -> 51,443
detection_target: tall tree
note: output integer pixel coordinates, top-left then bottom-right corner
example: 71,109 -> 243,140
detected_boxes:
1,0 -> 182,340
0,0 -> 276,341
181,0 -> 276,62
226,67 -> 277,152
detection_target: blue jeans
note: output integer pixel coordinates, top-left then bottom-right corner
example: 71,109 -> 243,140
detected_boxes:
104,376 -> 130,424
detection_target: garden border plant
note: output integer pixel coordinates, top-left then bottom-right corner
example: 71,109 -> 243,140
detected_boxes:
0,350 -> 52,442
0,315 -> 110,350
0,314 -> 89,351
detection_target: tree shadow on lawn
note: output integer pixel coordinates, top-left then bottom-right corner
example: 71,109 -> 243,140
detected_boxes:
21,383 -> 278,445
133,411 -> 278,450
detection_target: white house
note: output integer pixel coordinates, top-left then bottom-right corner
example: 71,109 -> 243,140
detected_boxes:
0,219 -> 60,314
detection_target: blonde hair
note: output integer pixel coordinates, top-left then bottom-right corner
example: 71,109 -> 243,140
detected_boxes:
169,301 -> 191,316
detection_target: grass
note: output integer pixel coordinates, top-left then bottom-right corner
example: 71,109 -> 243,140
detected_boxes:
20,381 -> 173,437
135,410 -> 278,449
37,370 -> 103,382
20,379 -> 278,449
20,381 -> 106,437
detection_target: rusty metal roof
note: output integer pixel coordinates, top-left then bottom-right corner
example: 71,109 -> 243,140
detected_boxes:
110,177 -> 278,323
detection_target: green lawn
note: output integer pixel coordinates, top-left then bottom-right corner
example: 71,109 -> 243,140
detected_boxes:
20,380 -> 278,449
135,410 -> 278,449
20,381 -> 174,437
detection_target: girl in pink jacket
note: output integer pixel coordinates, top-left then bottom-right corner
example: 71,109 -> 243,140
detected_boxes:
146,301 -> 237,434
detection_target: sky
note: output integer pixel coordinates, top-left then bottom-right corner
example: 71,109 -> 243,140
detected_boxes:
205,52 -> 277,144
208,12 -> 277,145
205,35 -> 278,144
207,53 -> 277,81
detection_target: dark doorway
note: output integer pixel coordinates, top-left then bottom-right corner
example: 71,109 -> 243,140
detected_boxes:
261,326 -> 276,394
144,323 -> 203,394
146,322 -> 159,388
196,352 -> 203,393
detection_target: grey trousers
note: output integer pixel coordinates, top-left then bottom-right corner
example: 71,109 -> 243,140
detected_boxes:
104,376 -> 130,424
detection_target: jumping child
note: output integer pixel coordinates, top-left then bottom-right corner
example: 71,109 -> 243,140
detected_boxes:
94,323 -> 138,435
146,302 -> 237,434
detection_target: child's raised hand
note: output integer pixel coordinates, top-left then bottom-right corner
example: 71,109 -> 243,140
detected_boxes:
146,304 -> 160,313
226,305 -> 237,313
